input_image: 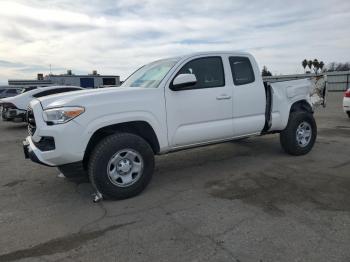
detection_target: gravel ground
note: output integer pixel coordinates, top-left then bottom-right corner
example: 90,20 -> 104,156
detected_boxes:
0,92 -> 349,262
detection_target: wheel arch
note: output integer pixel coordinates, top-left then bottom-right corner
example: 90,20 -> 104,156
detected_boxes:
290,99 -> 313,114
279,99 -> 314,132
83,121 -> 160,169
275,99 -> 314,132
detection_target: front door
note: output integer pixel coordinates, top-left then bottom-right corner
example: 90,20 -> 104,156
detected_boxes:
165,56 -> 234,148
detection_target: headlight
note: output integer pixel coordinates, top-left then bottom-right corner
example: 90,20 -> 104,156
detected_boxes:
43,106 -> 85,125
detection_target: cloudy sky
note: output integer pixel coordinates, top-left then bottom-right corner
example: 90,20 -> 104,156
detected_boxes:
0,0 -> 349,84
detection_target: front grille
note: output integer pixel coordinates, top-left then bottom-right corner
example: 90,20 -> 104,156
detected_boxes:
27,107 -> 36,136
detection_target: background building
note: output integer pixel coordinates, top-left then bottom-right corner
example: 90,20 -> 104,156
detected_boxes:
47,70 -> 120,88
8,70 -> 120,89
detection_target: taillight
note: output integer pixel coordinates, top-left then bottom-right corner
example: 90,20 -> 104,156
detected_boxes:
1,102 -> 17,109
345,90 -> 350,98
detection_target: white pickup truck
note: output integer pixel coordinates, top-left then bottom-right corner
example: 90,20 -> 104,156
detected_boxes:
23,51 -> 322,200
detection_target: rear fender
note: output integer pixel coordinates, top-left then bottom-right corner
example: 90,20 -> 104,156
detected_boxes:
269,80 -> 313,131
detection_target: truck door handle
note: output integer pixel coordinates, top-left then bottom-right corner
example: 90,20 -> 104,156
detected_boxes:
216,94 -> 231,100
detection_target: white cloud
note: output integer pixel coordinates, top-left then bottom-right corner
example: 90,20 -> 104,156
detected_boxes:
0,0 -> 349,83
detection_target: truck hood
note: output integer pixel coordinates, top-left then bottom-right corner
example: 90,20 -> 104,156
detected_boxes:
38,86 -> 151,109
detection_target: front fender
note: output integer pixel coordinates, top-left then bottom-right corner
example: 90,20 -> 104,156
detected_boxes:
76,110 -> 168,153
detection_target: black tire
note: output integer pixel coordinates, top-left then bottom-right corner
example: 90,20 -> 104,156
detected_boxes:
280,111 -> 317,155
57,162 -> 88,179
88,133 -> 154,200
347,112 -> 350,118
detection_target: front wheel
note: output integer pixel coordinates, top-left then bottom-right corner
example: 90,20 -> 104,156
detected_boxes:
280,112 -> 317,155
88,133 -> 154,200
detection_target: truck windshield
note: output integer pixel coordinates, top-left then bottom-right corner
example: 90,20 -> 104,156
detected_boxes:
121,58 -> 179,88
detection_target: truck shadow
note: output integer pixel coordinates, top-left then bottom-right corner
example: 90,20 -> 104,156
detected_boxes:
155,136 -> 280,175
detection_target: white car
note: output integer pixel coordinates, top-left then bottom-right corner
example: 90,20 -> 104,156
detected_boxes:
23,51 -> 325,200
0,86 -> 83,122
343,88 -> 350,118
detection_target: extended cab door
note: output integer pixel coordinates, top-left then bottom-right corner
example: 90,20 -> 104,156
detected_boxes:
228,55 -> 266,136
165,55 -> 234,148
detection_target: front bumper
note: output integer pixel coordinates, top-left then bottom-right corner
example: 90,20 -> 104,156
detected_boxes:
23,131 -> 85,167
24,99 -> 88,167
23,139 -> 51,166
2,108 -> 26,120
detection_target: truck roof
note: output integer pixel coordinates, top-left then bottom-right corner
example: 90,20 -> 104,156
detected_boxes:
157,51 -> 252,63
181,51 -> 250,58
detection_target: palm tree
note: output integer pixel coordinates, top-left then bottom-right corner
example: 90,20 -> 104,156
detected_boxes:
313,59 -> 320,74
312,58 -> 320,73
307,60 -> 313,71
302,59 -> 308,73
319,61 -> 325,72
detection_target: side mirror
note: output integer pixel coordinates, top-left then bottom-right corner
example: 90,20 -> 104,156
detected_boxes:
171,74 -> 197,91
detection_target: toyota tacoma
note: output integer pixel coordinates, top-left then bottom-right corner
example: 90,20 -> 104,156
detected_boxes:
23,51 -> 325,200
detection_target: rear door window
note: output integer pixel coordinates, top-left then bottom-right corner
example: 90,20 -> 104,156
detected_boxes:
229,57 -> 255,86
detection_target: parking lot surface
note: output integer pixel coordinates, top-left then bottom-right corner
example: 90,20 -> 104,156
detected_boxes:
0,92 -> 349,262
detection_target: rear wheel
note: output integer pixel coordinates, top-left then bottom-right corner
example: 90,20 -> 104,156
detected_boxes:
88,133 -> 154,200
280,112 -> 317,155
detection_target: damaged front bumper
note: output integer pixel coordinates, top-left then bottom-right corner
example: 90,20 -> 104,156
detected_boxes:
2,108 -> 26,120
22,137 -> 52,167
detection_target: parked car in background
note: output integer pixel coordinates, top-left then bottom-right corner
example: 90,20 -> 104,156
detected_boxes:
0,86 -> 83,122
0,88 -> 23,99
23,51 -> 326,200
343,88 -> 350,118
